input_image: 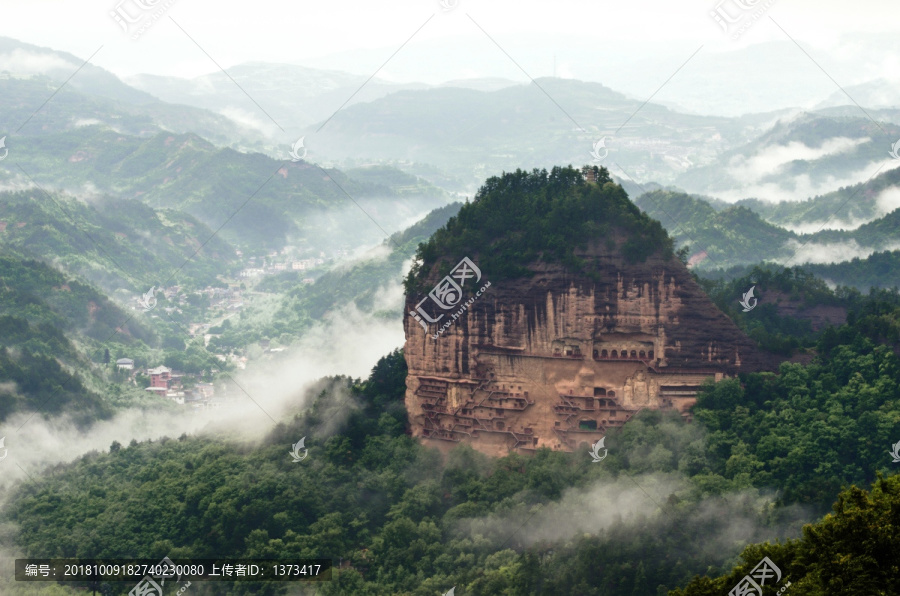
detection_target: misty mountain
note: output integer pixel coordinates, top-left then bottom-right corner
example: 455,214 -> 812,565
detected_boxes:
0,127 -> 451,251
636,187 -> 900,271
735,166 -> 900,232
0,37 -> 267,151
816,77 -> 900,110
803,249 -> 900,290
634,190 -> 797,269
437,77 -> 520,92
674,112 -> 900,202
213,202 -> 463,353
126,61 -> 429,133
0,189 -> 236,293
308,34 -> 898,117
805,207 -> 900,249
703,250 -> 900,291
303,77 -> 758,189
0,36 -> 154,105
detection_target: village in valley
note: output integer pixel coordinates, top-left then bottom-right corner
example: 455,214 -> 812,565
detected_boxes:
117,246 -> 346,411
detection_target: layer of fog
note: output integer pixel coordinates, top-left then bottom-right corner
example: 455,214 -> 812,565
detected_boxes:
456,471 -> 811,570
0,272 -> 408,504
783,185 -> 900,233
778,238 -> 900,265
214,279 -> 406,440
710,158 -> 900,205
783,218 -> 870,234
727,137 -> 870,186
0,49 -> 77,76
287,197 -> 449,258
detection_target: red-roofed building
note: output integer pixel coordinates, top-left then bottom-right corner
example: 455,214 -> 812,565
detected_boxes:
148,366 -> 172,389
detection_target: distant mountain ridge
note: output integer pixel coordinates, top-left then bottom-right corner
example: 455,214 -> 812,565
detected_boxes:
0,37 -> 267,151
735,167 -> 900,230
634,186 -> 900,271
126,61 -> 429,131
0,127 -> 451,251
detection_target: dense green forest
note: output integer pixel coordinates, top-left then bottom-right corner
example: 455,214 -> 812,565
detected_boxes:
802,249 -> 900,290
6,280 -> 900,595
0,252 -> 231,422
0,190 -> 236,292
735,166 -> 900,228
3,164 -> 900,594
406,166 -> 673,291
701,250 -> 900,291
671,473 -> 900,596
635,190 -> 796,269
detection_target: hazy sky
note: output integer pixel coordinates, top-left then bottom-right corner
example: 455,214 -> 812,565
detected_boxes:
1,0 -> 898,82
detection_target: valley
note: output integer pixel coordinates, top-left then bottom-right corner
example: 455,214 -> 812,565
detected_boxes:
1,5 -> 900,595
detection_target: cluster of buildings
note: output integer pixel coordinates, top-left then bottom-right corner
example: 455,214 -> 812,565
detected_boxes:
238,247 -> 349,281
116,360 -> 224,409
205,286 -> 243,310
145,365 -> 221,408
239,258 -> 322,279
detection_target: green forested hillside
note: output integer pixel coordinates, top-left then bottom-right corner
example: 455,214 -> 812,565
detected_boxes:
671,474 -> 900,596
635,190 -> 797,268
0,255 -> 150,342
736,165 -> 900,227
635,187 -> 900,275
0,255 -> 135,424
0,189 -> 236,291
0,313 -> 112,425
703,251 -> 900,292
0,249 -> 236,422
7,286 -> 900,595
407,165 -> 672,290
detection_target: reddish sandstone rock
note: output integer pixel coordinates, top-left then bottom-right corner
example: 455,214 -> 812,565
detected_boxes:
404,239 -> 779,457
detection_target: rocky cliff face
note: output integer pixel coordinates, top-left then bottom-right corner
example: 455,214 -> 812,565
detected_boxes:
404,240 -> 777,457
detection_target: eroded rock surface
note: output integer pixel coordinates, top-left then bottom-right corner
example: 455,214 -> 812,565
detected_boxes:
404,242 -> 777,457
